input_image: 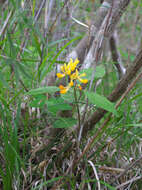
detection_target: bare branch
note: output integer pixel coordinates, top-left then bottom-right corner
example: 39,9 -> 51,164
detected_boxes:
67,0 -> 113,63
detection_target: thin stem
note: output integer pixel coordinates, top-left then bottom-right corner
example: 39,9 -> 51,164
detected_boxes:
73,86 -> 81,137
78,99 -> 89,142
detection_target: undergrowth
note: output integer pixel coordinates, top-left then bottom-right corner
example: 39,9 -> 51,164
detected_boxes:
0,0 -> 142,189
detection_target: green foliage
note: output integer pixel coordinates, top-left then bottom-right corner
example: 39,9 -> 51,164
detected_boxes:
0,0 -> 142,189
26,86 -> 59,95
46,97 -> 72,113
0,101 -> 24,190
31,176 -> 63,190
86,91 -> 117,115
53,117 -> 77,128
81,65 -> 106,80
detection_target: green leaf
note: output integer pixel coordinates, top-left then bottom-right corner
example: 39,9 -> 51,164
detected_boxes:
46,98 -> 72,113
47,38 -> 67,48
0,95 -> 8,107
33,33 -> 41,57
15,62 -> 32,79
53,117 -> 77,128
0,71 -> 11,90
32,0 -> 36,17
61,90 -> 75,103
26,86 -> 59,95
29,97 -> 46,108
86,91 -> 117,115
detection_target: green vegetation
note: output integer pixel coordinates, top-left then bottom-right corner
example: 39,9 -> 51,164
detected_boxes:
0,0 -> 142,189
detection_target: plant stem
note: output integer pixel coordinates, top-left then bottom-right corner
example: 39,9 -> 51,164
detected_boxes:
73,87 -> 81,137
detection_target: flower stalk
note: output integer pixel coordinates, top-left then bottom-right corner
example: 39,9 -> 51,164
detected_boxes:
56,58 -> 88,139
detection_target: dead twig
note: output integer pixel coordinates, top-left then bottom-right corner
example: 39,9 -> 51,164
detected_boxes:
115,175 -> 142,189
111,154 -> 142,184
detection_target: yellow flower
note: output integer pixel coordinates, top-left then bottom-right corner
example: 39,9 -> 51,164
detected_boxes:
70,69 -> 88,84
69,80 -> 74,87
59,80 -> 74,94
56,58 -> 79,78
68,58 -> 79,72
59,85 -> 69,94
56,63 -> 69,78
57,58 -> 88,94
56,73 -> 65,78
61,63 -> 71,75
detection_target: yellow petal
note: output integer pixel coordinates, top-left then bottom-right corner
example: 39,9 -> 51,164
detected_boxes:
75,58 -> 79,63
63,64 -> 70,75
57,73 -> 65,78
60,65 -> 65,73
59,85 -> 70,94
74,58 -> 79,66
71,61 -> 77,71
79,78 -> 88,84
76,69 -> 79,75
59,85 -> 65,90
64,64 -> 67,72
68,58 -> 79,72
70,63 -> 76,72
69,80 -> 74,87
60,89 -> 68,94
66,69 -> 71,75
70,69 -> 78,80
70,73 -> 75,80
79,73 -> 86,77
68,58 -> 73,66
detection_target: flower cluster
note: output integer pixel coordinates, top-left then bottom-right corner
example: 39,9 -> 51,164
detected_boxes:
57,58 -> 88,94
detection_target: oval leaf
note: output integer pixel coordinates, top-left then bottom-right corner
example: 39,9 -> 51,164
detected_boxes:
86,91 -> 117,115
46,98 -> 72,113
26,86 -> 59,95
